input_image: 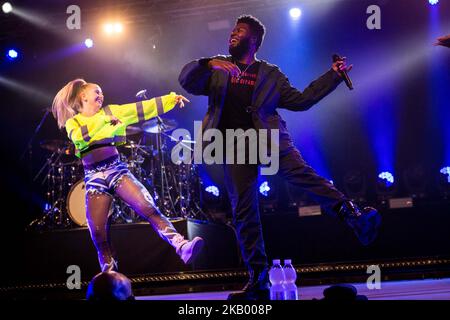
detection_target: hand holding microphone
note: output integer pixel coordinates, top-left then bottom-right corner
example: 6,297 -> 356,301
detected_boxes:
332,54 -> 353,90
435,34 -> 450,48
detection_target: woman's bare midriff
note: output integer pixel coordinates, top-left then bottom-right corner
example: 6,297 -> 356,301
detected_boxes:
81,146 -> 120,167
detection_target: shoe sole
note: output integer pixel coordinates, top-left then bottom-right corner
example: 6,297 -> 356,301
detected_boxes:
183,237 -> 204,264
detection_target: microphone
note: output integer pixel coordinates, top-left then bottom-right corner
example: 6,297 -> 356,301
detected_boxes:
136,89 -> 148,99
136,89 -> 164,126
332,54 -> 353,90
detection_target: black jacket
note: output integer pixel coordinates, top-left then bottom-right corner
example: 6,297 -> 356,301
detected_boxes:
178,55 -> 343,152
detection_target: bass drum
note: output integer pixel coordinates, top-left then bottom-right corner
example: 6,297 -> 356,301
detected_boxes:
66,179 -> 87,227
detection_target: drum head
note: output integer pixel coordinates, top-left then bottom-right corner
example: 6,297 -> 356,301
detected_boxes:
66,179 -> 87,227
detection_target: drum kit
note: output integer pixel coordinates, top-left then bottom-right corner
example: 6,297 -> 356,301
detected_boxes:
28,116 -> 207,231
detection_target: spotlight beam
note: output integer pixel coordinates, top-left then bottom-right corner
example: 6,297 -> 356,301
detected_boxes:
0,76 -> 52,103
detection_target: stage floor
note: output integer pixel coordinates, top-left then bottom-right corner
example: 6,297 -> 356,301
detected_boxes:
137,278 -> 450,300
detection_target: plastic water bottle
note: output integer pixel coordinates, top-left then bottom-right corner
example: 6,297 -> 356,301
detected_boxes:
269,259 -> 285,300
283,259 -> 298,300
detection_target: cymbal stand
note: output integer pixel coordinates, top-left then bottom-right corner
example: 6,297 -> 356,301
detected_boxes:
160,133 -> 209,220
28,152 -> 72,231
134,90 -> 169,216
21,109 -> 52,230
34,151 -> 58,183
155,117 -> 178,217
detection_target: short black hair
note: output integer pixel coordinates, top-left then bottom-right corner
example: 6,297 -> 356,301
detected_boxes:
236,15 -> 266,51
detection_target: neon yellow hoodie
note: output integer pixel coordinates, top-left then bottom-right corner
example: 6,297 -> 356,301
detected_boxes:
65,92 -> 179,158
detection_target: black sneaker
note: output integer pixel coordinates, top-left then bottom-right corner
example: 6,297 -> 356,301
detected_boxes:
228,268 -> 270,300
338,201 -> 382,246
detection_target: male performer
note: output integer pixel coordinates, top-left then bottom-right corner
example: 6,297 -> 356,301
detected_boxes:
179,15 -> 381,300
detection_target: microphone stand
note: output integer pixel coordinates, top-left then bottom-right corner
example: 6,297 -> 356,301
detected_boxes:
136,90 -> 172,216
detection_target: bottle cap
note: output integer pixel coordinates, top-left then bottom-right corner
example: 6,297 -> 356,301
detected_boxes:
273,259 -> 280,264
284,259 -> 292,264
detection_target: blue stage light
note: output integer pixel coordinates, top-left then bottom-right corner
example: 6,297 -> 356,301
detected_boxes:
440,166 -> 450,183
289,8 -> 302,19
259,181 -> 271,197
378,171 -> 394,187
205,185 -> 219,197
429,0 -> 439,5
84,38 -> 94,48
7,49 -> 18,60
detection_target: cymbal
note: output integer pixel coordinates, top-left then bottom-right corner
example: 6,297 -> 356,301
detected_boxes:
141,118 -> 178,134
40,140 -> 74,154
126,125 -> 142,136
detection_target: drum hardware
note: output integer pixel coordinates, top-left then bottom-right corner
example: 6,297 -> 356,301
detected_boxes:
29,131 -> 208,231
141,117 -> 178,134
126,125 -> 143,136
137,118 -> 207,220
39,139 -> 74,155
134,90 -> 185,218
66,179 -> 136,227
28,145 -> 81,231
149,116 -> 178,218
28,92 -> 209,230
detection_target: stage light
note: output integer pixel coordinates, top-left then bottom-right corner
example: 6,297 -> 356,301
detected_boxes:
202,184 -> 224,213
376,171 -> 397,203
378,171 -> 394,187
258,178 -> 278,212
104,23 -> 114,34
2,2 -> 12,14
205,185 -> 219,197
114,22 -> 123,33
259,181 -> 271,197
289,8 -> 302,19
104,22 -> 123,35
7,49 -> 18,60
440,166 -> 450,184
438,166 -> 450,199
84,38 -> 94,48
429,0 -> 439,5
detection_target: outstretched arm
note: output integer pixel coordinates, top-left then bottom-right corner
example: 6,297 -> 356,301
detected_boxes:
103,92 -> 189,126
279,58 -> 351,111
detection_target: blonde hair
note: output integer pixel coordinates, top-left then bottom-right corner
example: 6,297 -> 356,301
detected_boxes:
52,79 -> 89,129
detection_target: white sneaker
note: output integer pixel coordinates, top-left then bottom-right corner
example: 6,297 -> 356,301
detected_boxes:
177,236 -> 204,264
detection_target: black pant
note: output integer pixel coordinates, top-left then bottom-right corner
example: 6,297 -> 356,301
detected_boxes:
223,146 -> 347,271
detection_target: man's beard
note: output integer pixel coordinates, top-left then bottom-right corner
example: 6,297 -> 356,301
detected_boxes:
228,37 -> 251,59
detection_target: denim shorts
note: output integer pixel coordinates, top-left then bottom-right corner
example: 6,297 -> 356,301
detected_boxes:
83,155 -> 130,196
